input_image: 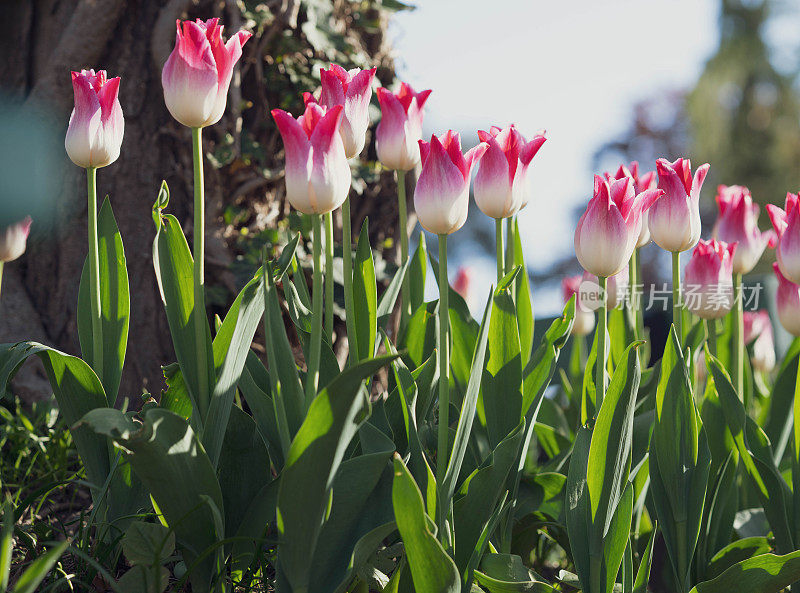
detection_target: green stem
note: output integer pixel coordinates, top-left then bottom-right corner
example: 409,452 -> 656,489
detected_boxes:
708,319 -> 718,357
495,218 -> 504,283
733,272 -> 744,402
505,215 -> 515,272
324,211 -> 334,343
630,247 -> 645,341
596,275 -> 608,411
437,234 -> 450,537
672,250 -> 682,342
87,166 -> 103,382
306,214 -> 324,408
397,171 -> 410,323
191,127 -> 209,415
0,261 -> 5,303
342,196 -> 358,365
793,355 -> 800,550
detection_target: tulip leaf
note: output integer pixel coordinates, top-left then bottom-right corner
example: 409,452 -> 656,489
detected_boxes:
688,550 -> 800,593
77,196 -> 130,404
374,259 -> 409,357
408,234 -> 427,315
276,353 -> 398,592
706,536 -> 772,580
352,219 -> 377,362
392,455 -> 461,593
12,540 -> 69,593
78,407 -> 224,593
512,219 -> 534,368
473,553 -> 556,592
152,204 -> 215,422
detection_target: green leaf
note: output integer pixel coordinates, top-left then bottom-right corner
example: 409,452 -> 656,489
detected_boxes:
402,301 -> 438,369
78,196 -> 129,404
117,565 -> 170,593
689,550 -> 800,593
352,219 -> 377,362
481,279 -> 522,449
152,207 -> 214,421
122,521 -> 175,566
707,537 -> 772,580
79,408 -> 224,593
633,526 -> 657,593
374,260 -> 409,357
1,501 -> 13,593
649,327 -> 710,589
276,353 -> 398,592
473,553 -> 555,592
408,234 -> 427,314
204,270 -> 265,467
564,426 -> 593,589
392,456 -> 461,593
12,540 -> 68,593
512,219 -> 533,368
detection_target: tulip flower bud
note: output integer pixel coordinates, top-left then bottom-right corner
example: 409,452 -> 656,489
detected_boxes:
579,267 -> 629,311
375,83 -> 431,171
563,275 -> 595,336
683,239 -> 736,320
713,185 -> 775,274
65,70 -> 124,169
0,217 -> 32,262
271,103 -> 351,215
162,19 -> 251,129
649,157 -> 709,253
605,162 -> 658,248
743,310 -> 775,373
473,125 -> 546,220
774,262 -> 800,336
574,175 -> 663,278
767,192 -> 800,284
414,131 -> 488,235
306,64 -> 376,159
452,266 -> 472,301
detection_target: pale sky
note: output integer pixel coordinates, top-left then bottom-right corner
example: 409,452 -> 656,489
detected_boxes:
390,0 -> 720,315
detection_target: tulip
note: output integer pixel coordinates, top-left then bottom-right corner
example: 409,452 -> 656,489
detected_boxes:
376,83 -> 432,171
65,69 -> 124,169
743,310 -> 775,373
452,266 -> 472,301
767,192 -> 800,284
162,18 -> 251,129
271,103 -> 351,215
574,175 -> 662,278
774,262 -> 800,336
580,267 -> 629,311
649,157 -> 709,253
563,275 -> 595,337
0,217 -> 32,263
605,162 -> 658,247
682,239 -> 736,320
474,125 -> 546,221
414,131 -> 488,236
713,185 -> 775,274
305,64 -> 376,160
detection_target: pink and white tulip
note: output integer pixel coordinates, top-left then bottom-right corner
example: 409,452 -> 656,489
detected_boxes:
375,83 -> 431,171
774,262 -> 800,336
713,185 -> 775,274
580,267 -> 629,311
574,175 -> 663,278
743,310 -> 775,373
305,64 -> 376,159
414,131 -> 488,235
683,239 -> 736,320
162,19 -> 251,128
452,266 -> 472,301
767,192 -> 800,284
563,275 -> 595,336
649,157 -> 710,252
271,103 -> 351,215
473,125 -> 546,219
0,217 -> 32,262
606,162 -> 658,247
65,70 -> 124,169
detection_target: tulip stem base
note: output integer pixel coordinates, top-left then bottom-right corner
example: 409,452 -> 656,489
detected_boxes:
87,166 -> 103,383
706,319 -> 718,357
733,272 -> 744,402
397,171 -> 410,325
306,214 -> 324,408
672,251 -> 682,342
495,218 -> 504,283
342,196 -> 358,365
191,127 -> 209,416
596,275 -> 607,411
324,211 -> 334,343
436,234 -> 450,539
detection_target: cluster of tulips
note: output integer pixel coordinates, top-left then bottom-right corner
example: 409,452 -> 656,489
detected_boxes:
8,12 -> 800,593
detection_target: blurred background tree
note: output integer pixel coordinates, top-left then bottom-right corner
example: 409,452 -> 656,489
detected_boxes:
0,0 -> 410,400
